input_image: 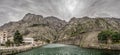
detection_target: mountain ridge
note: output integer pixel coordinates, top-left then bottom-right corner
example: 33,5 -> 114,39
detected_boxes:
0,13 -> 120,49
0,13 -> 67,43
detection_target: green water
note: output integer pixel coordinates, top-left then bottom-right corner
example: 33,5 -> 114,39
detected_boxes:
16,44 -> 120,55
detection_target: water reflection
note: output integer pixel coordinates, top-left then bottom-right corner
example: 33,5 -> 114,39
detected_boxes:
16,44 -> 120,55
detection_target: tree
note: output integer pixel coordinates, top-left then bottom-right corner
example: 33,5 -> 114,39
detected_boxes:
98,30 -> 113,43
13,30 -> 23,46
98,30 -> 120,43
46,39 -> 50,43
112,32 -> 120,43
5,40 -> 11,47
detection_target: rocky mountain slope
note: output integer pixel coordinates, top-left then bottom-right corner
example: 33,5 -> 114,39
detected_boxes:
0,13 -> 120,47
57,17 -> 120,47
0,13 -> 67,42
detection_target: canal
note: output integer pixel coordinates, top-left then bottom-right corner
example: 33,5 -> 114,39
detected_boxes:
16,44 -> 120,55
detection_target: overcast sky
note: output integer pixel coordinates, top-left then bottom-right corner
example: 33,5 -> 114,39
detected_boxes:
0,0 -> 120,25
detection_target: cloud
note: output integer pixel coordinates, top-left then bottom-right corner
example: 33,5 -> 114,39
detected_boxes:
0,0 -> 120,25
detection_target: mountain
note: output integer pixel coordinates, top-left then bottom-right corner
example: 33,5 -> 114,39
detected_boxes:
0,13 -> 120,48
57,17 -> 120,47
0,13 -> 67,43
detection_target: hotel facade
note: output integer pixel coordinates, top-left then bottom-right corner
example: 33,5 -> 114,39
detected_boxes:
0,31 -> 8,44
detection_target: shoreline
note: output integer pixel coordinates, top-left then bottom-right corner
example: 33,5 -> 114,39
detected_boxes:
80,44 -> 120,51
0,44 -> 44,55
53,43 -> 120,50
0,43 -> 120,55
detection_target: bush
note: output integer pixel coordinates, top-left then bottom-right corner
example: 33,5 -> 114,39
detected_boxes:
30,24 -> 48,27
5,40 -> 11,47
112,32 -> 120,43
98,30 -> 120,43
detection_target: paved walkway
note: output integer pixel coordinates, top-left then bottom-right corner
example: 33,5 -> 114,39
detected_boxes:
0,45 -> 33,50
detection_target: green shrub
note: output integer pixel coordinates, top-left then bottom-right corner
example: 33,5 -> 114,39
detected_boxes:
5,40 -> 11,47
98,30 -> 120,43
30,24 -> 48,27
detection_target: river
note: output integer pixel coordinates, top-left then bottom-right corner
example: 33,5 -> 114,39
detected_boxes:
16,44 -> 120,55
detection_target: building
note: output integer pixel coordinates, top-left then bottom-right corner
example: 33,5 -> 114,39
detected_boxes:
23,37 -> 34,44
0,31 -> 8,44
0,30 -> 35,45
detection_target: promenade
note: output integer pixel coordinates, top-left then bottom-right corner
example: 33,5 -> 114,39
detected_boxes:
0,44 -> 43,55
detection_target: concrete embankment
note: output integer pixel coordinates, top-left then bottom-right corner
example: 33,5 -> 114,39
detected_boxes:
55,40 -> 120,50
0,47 -> 32,55
0,45 -> 42,55
80,44 -> 120,50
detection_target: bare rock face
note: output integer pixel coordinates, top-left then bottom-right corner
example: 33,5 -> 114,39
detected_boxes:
58,17 -> 120,47
44,16 -> 66,31
22,13 -> 43,21
0,13 -> 67,42
0,13 -> 120,47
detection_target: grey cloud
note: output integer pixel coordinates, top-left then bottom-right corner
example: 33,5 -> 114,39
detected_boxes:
0,0 -> 120,25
